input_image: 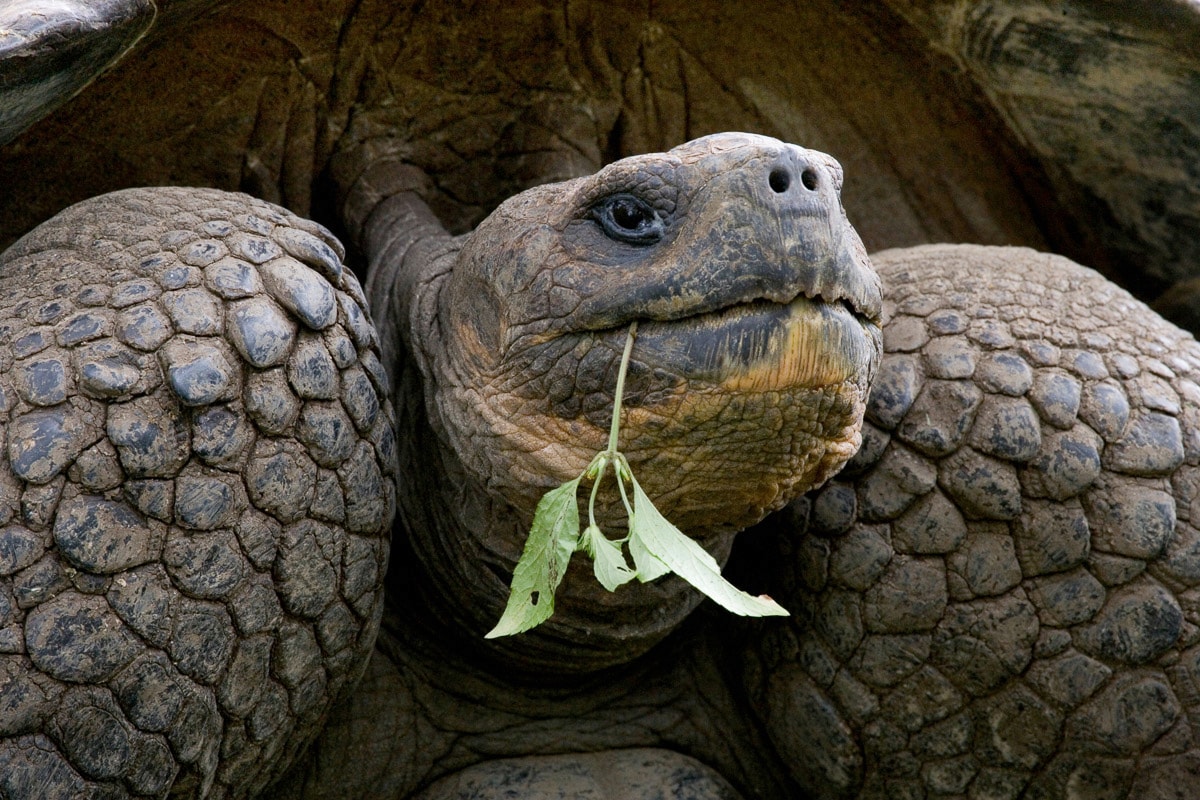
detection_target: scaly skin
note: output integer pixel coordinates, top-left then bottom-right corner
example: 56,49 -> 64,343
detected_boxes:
742,244 -> 1200,799
0,187 -> 392,799
361,133 -> 882,676
278,240 -> 1200,800
8,135 -> 1200,800
0,134 -> 882,799
275,239 -> 1200,800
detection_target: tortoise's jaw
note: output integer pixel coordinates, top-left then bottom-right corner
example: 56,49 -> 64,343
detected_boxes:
635,294 -> 878,393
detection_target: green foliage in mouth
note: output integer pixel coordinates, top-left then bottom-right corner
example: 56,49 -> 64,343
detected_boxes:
487,321 -> 789,639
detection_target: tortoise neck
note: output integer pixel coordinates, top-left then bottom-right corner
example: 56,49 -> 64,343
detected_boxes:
348,171 -> 724,675
331,137 -> 440,247
384,353 -> 723,676
352,177 -> 459,410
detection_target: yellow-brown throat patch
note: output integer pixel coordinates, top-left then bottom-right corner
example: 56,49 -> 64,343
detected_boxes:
713,298 -> 871,393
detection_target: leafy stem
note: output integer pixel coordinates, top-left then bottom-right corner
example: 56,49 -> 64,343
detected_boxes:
486,321 -> 787,639
607,320 -> 638,456
587,320 -> 638,537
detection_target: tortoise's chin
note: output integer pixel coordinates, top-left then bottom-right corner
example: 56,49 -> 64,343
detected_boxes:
636,295 -> 879,392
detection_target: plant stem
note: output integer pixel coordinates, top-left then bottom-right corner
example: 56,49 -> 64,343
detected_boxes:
606,321 -> 639,456
614,453 -> 635,526
586,453 -> 606,531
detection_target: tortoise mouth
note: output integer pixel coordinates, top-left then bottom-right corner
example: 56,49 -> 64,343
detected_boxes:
634,293 -> 879,391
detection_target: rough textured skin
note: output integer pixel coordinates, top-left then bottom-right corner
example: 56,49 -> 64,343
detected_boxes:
7,138 -> 1200,800
2,2 -> 1199,315
264,599 -> 808,800
261,237 -> 1200,800
0,187 -> 393,798
743,244 -> 1200,799
360,133 -> 881,675
0,136 -> 882,800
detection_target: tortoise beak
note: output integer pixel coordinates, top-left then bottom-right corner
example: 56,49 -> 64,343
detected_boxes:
788,214 -> 882,326
625,207 -> 882,391
630,289 -> 880,392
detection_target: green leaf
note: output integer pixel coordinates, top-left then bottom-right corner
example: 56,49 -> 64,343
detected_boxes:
616,456 -> 669,582
627,473 -> 788,617
580,524 -> 635,591
629,521 -> 671,582
484,321 -> 789,639
485,477 -> 583,638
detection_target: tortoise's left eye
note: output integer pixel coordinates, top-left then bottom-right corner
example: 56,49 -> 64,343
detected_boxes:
591,194 -> 664,245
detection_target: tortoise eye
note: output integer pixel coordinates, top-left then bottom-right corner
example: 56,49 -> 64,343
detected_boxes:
591,194 -> 664,245
611,197 -> 649,229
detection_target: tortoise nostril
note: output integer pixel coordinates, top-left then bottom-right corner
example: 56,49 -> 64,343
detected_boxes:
801,168 -> 819,191
768,168 -> 790,194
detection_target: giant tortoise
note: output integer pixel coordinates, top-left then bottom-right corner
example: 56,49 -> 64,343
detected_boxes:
3,3 -> 1200,800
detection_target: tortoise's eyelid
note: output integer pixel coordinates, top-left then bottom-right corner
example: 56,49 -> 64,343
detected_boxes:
589,194 -> 665,246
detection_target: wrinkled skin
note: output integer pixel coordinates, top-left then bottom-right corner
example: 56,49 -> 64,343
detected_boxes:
7,127 -> 1200,800
371,134 -> 881,675
0,133 -> 883,798
3,1 -> 1200,307
4,2 -> 1200,799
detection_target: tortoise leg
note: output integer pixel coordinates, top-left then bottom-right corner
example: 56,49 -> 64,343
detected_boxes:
742,243 -> 1200,799
0,186 -> 392,798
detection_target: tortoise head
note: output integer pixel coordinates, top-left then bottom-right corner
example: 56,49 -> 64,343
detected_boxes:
393,132 -> 882,671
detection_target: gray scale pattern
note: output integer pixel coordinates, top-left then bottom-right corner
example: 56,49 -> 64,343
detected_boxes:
750,245 -> 1200,800
0,187 -> 393,799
